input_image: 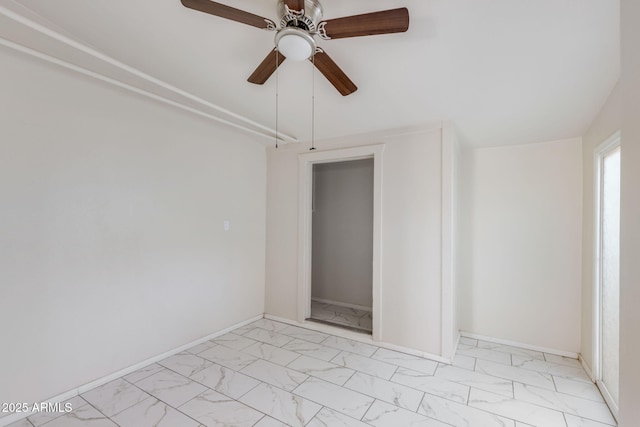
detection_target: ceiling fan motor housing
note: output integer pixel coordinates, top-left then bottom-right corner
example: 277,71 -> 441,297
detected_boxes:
277,0 -> 324,32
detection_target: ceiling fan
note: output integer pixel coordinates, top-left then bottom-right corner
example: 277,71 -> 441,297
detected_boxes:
180,0 -> 410,96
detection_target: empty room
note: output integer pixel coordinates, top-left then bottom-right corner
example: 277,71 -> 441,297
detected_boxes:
1,1 -> 639,427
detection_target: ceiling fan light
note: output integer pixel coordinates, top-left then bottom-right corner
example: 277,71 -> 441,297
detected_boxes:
275,28 -> 316,61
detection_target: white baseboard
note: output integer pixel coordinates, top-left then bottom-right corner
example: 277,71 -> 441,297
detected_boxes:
454,332 -> 462,354
311,297 -> 372,312
0,314 -> 263,427
459,331 -> 579,359
265,314 -> 452,364
579,354 -> 596,382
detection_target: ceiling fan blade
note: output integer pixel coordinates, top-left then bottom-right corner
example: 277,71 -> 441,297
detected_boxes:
181,0 -> 275,30
248,50 -> 286,85
283,0 -> 305,12
311,50 -> 358,96
320,8 -> 409,39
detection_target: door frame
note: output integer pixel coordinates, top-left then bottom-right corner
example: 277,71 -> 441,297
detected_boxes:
593,130 -> 620,418
297,144 -> 384,341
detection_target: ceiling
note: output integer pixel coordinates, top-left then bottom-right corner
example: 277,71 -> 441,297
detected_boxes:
0,0 -> 619,147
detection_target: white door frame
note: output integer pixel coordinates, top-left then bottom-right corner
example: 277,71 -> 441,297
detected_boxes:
297,144 -> 384,341
592,130 -> 620,418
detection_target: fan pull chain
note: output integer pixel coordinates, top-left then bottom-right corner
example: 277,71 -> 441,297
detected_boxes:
310,51 -> 316,151
275,49 -> 279,149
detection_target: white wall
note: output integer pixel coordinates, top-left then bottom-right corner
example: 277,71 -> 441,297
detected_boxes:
459,139 -> 583,353
311,159 -> 373,308
619,0 -> 640,424
266,128 -> 446,355
580,83 -> 621,373
0,46 -> 266,405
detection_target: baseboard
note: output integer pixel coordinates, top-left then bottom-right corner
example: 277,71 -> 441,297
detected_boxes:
459,331 -> 579,359
454,331 -> 462,354
579,354 -> 596,382
311,297 -> 372,312
0,314 -> 263,427
265,314 -> 452,364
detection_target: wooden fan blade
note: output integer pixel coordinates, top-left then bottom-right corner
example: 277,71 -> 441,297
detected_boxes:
284,0 -> 305,12
311,50 -> 357,96
248,50 -> 286,85
321,8 -> 409,39
181,0 -> 274,29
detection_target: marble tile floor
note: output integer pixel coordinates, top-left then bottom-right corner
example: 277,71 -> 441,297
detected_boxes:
6,321 -> 616,427
309,300 -> 372,333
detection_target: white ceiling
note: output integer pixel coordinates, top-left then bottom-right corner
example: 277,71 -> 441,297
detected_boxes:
0,0 -> 619,147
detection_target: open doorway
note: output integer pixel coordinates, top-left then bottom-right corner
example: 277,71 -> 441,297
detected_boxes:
308,158 -> 374,333
297,144 -> 383,341
595,132 -> 620,418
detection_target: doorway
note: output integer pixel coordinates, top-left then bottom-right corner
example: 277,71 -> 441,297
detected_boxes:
308,159 -> 374,333
595,132 -> 621,417
297,144 -> 384,341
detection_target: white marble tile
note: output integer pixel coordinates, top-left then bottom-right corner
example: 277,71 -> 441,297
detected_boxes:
280,325 -> 331,344
190,363 -> 260,399
311,310 -> 363,327
544,353 -> 583,368
254,416 -> 289,427
323,303 -> 370,318
310,306 -> 343,320
39,404 -> 118,427
513,383 -> 616,425
372,348 -> 438,375
511,355 -> 592,383
6,419 -> 33,427
362,399 -> 450,427
135,369 -> 207,407
198,345 -> 258,371
331,314 -> 369,330
239,382 -> 321,427
232,324 -> 257,336
112,397 -> 200,427
358,312 -> 373,330
180,389 -> 263,427
391,367 -> 470,404
477,341 -> 545,360
553,376 -> 604,402
468,388 -> 567,427
332,351 -> 398,380
322,336 -> 378,357
475,359 -> 556,390
344,372 -> 424,411
564,413 -> 617,427
28,396 -> 87,426
457,345 -> 513,365
307,407 -> 370,427
282,338 -> 341,361
212,332 -> 258,350
452,354 -> 477,371
244,328 -> 295,347
242,341 -> 301,366
81,378 -> 149,417
123,363 -> 166,383
250,318 -> 291,332
515,423 -> 536,427
293,377 -> 375,419
158,352 -> 212,377
434,364 -> 514,397
241,359 -> 308,391
459,337 -> 478,346
287,355 -> 356,385
419,392 -> 515,427
185,340 -> 217,355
